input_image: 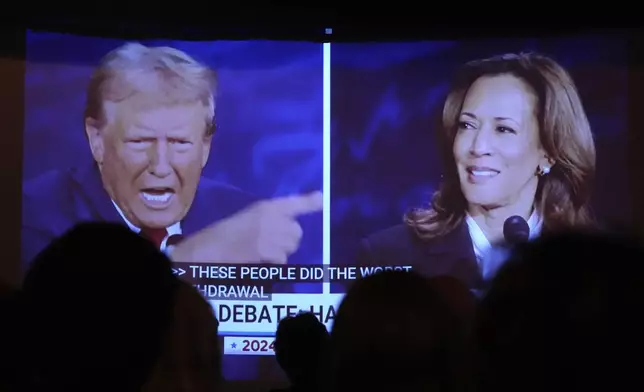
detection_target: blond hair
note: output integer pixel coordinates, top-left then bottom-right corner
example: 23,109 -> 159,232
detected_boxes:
406,53 -> 596,239
84,43 -> 217,135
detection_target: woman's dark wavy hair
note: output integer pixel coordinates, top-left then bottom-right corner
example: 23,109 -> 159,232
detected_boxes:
405,53 -> 596,239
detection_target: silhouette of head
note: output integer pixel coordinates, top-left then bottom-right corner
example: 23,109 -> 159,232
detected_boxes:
477,231 -> 644,391
21,222 -> 178,390
330,270 -> 473,392
0,282 -> 19,389
142,280 -> 221,392
274,311 -> 330,387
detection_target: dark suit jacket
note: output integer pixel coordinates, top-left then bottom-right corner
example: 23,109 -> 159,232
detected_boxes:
22,165 -> 257,268
357,221 -> 485,290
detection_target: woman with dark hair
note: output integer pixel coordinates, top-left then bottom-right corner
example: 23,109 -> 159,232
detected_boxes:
358,53 -> 596,291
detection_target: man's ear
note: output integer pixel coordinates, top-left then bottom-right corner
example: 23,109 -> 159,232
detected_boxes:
85,118 -> 106,166
201,134 -> 212,168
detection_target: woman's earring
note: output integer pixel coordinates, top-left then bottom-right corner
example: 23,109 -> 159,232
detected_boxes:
537,165 -> 551,176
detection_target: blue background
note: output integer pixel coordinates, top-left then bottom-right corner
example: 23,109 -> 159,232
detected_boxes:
24,31 -> 324,382
330,35 -> 631,282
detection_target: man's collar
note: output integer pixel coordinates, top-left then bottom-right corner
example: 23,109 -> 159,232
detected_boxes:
110,199 -> 181,235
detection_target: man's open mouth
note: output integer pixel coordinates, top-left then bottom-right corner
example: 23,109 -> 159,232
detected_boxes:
140,188 -> 175,206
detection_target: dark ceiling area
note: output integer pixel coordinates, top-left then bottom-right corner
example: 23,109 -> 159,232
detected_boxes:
6,12 -> 638,42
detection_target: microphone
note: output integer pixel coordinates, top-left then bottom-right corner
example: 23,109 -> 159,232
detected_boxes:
477,216 -> 530,296
503,215 -> 530,245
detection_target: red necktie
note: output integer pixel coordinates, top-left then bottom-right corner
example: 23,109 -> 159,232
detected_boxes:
140,227 -> 168,250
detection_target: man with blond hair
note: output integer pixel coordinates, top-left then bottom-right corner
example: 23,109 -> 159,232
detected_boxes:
22,43 -> 322,267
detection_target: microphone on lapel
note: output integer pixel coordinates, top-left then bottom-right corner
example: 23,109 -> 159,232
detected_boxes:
503,215 -> 530,245
474,216 -> 530,299
475,216 -> 530,298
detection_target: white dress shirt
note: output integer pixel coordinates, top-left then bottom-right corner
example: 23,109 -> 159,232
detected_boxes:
111,200 -> 182,252
465,210 -> 542,281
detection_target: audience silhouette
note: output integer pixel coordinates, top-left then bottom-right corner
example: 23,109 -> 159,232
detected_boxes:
142,279 -> 222,392
329,270 -> 475,392
18,222 -> 178,391
8,220 -> 644,392
0,281 -> 19,391
272,312 -> 330,392
477,231 -> 644,392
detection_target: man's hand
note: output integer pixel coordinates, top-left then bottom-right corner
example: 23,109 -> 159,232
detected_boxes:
170,191 -> 323,264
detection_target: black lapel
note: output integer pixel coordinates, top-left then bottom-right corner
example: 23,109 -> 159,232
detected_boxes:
423,220 -> 484,289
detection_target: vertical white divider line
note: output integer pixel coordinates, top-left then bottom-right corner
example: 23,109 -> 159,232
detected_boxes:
322,42 -> 331,295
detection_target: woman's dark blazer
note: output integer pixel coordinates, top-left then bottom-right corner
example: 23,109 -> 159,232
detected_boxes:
356,221 -> 486,291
